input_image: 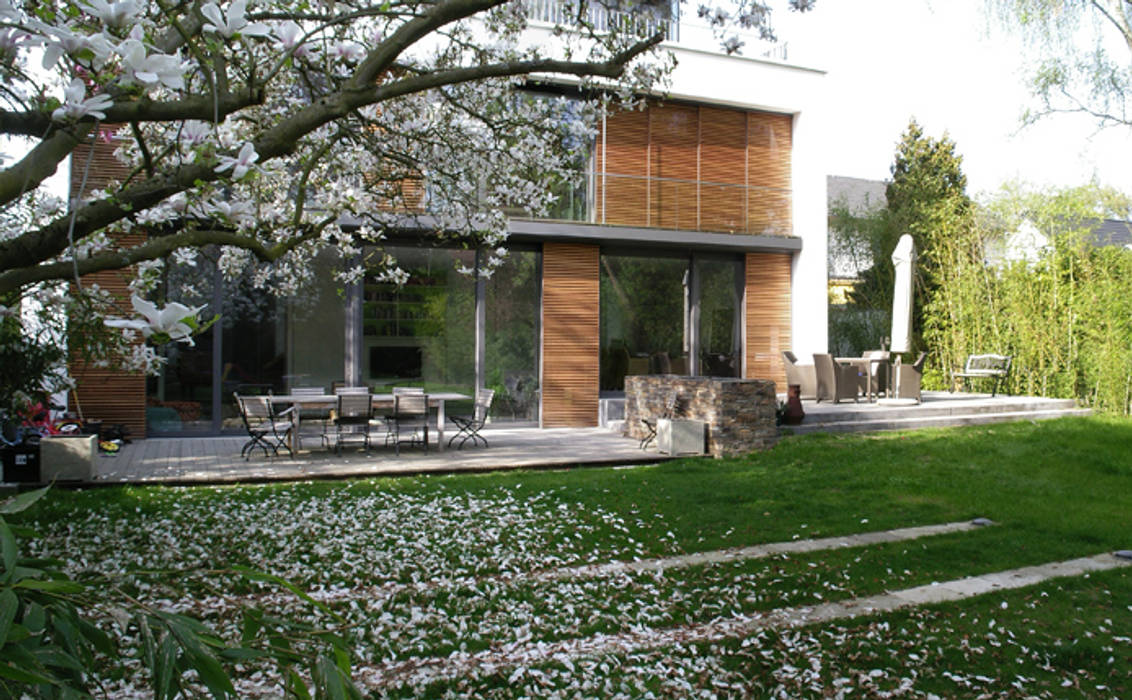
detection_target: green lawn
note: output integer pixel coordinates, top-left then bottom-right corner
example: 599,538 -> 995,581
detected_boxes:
16,415 -> 1132,697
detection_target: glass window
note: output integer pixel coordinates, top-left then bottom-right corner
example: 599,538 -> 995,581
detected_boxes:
146,258 -> 218,434
284,251 -> 346,394
695,256 -> 743,377
362,246 -> 475,394
485,248 -> 540,423
600,253 -> 690,391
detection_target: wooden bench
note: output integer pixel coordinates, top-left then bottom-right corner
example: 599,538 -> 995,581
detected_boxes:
952,354 -> 1012,397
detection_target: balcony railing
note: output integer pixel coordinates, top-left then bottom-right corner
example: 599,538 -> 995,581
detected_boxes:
533,171 -> 792,237
524,0 -> 680,42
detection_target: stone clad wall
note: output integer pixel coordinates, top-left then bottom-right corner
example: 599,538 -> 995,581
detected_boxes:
624,375 -> 778,457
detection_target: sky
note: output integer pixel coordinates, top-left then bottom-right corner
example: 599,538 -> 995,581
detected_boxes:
772,0 -> 1132,198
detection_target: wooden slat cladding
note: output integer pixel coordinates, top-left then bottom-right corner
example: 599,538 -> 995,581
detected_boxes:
597,108 -> 649,227
744,252 -> 792,391
69,125 -> 132,198
541,243 -> 600,427
747,112 -> 792,190
699,107 -> 748,233
648,104 -> 698,230
597,103 -> 793,235
69,230 -> 149,437
68,134 -> 147,436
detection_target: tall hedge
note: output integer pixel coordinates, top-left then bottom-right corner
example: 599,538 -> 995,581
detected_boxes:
924,183 -> 1132,414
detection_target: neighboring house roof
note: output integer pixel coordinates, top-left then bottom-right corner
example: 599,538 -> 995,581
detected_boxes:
1090,219 -> 1132,248
827,175 -> 887,216
986,218 -> 1132,267
827,175 -> 887,280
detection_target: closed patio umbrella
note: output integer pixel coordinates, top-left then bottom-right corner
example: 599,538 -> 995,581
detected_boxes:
890,234 -> 915,354
883,234 -> 918,403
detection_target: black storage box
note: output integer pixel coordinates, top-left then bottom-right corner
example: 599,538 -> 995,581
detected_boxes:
2,442 -> 41,482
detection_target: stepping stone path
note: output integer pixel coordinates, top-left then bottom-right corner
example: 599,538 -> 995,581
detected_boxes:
222,518 -> 1132,696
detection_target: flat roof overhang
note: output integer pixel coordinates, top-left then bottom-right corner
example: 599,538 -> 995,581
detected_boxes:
507,218 -> 802,253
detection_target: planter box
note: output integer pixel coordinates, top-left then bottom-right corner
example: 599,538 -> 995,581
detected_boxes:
40,435 -> 96,482
657,418 -> 705,456
1,443 -> 40,482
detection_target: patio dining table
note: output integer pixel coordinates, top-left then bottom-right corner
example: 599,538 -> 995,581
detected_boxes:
269,392 -> 472,452
835,356 -> 889,402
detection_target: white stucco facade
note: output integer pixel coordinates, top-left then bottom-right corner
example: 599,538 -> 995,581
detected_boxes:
661,42 -> 829,361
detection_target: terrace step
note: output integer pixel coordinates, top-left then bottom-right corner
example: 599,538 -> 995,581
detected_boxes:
802,396 -> 1080,424
790,407 -> 1092,435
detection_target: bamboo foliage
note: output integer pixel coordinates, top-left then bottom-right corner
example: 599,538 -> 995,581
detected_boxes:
925,184 -> 1132,414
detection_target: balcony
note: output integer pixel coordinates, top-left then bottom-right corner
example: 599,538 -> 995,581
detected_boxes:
524,0 -> 680,42
536,171 -> 792,236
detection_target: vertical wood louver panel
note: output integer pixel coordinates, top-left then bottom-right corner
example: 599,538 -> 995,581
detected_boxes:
747,112 -> 792,191
68,132 -> 147,437
744,252 -> 792,390
69,232 -> 149,438
699,107 -> 748,233
747,187 -> 792,236
541,243 -> 600,427
648,104 -> 698,230
598,108 -> 649,226
69,125 -> 132,199
595,103 -> 793,236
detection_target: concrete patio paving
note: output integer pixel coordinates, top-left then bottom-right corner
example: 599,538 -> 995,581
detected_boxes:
91,426 -> 662,485
76,391 -> 1088,486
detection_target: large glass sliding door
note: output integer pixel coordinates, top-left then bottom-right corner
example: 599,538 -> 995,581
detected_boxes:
362,246 -> 476,394
484,248 -> 540,422
146,260 -> 218,434
147,250 -> 291,435
356,243 -> 540,422
600,253 -> 689,391
286,251 -> 346,392
599,250 -> 743,392
693,256 -> 744,377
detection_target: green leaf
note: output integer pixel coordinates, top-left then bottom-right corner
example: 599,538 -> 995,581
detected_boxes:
285,667 -> 312,700
240,607 -> 263,644
23,600 -> 45,635
77,617 -> 114,656
166,618 -> 235,698
233,566 -> 336,619
332,645 -> 351,676
0,659 -> 57,685
314,654 -> 359,700
0,589 -> 16,643
0,486 -> 50,515
0,521 -> 16,581
153,631 -> 179,700
16,579 -> 85,594
32,647 -> 85,673
217,647 -> 265,661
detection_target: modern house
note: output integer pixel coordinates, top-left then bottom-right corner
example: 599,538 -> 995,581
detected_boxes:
69,5 -> 829,437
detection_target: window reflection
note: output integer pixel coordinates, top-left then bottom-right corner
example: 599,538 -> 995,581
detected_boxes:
362,246 -> 475,394
600,253 -> 690,391
485,248 -> 541,423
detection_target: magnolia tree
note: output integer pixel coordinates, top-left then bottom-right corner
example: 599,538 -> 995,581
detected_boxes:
1,0 -> 812,390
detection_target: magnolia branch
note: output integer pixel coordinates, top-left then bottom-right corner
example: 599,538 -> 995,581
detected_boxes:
0,125 -> 93,208
0,25 -> 660,290
0,92 -> 265,140
0,224 -> 333,294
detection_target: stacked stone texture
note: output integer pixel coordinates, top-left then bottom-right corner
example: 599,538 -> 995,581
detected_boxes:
624,375 -> 778,457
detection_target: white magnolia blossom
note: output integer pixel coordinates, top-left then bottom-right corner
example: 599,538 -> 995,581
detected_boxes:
38,23 -> 90,69
201,0 -> 270,39
119,37 -> 188,90
214,142 -> 259,180
103,295 -> 206,346
82,0 -> 141,29
51,78 -> 114,122
273,21 -> 312,57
